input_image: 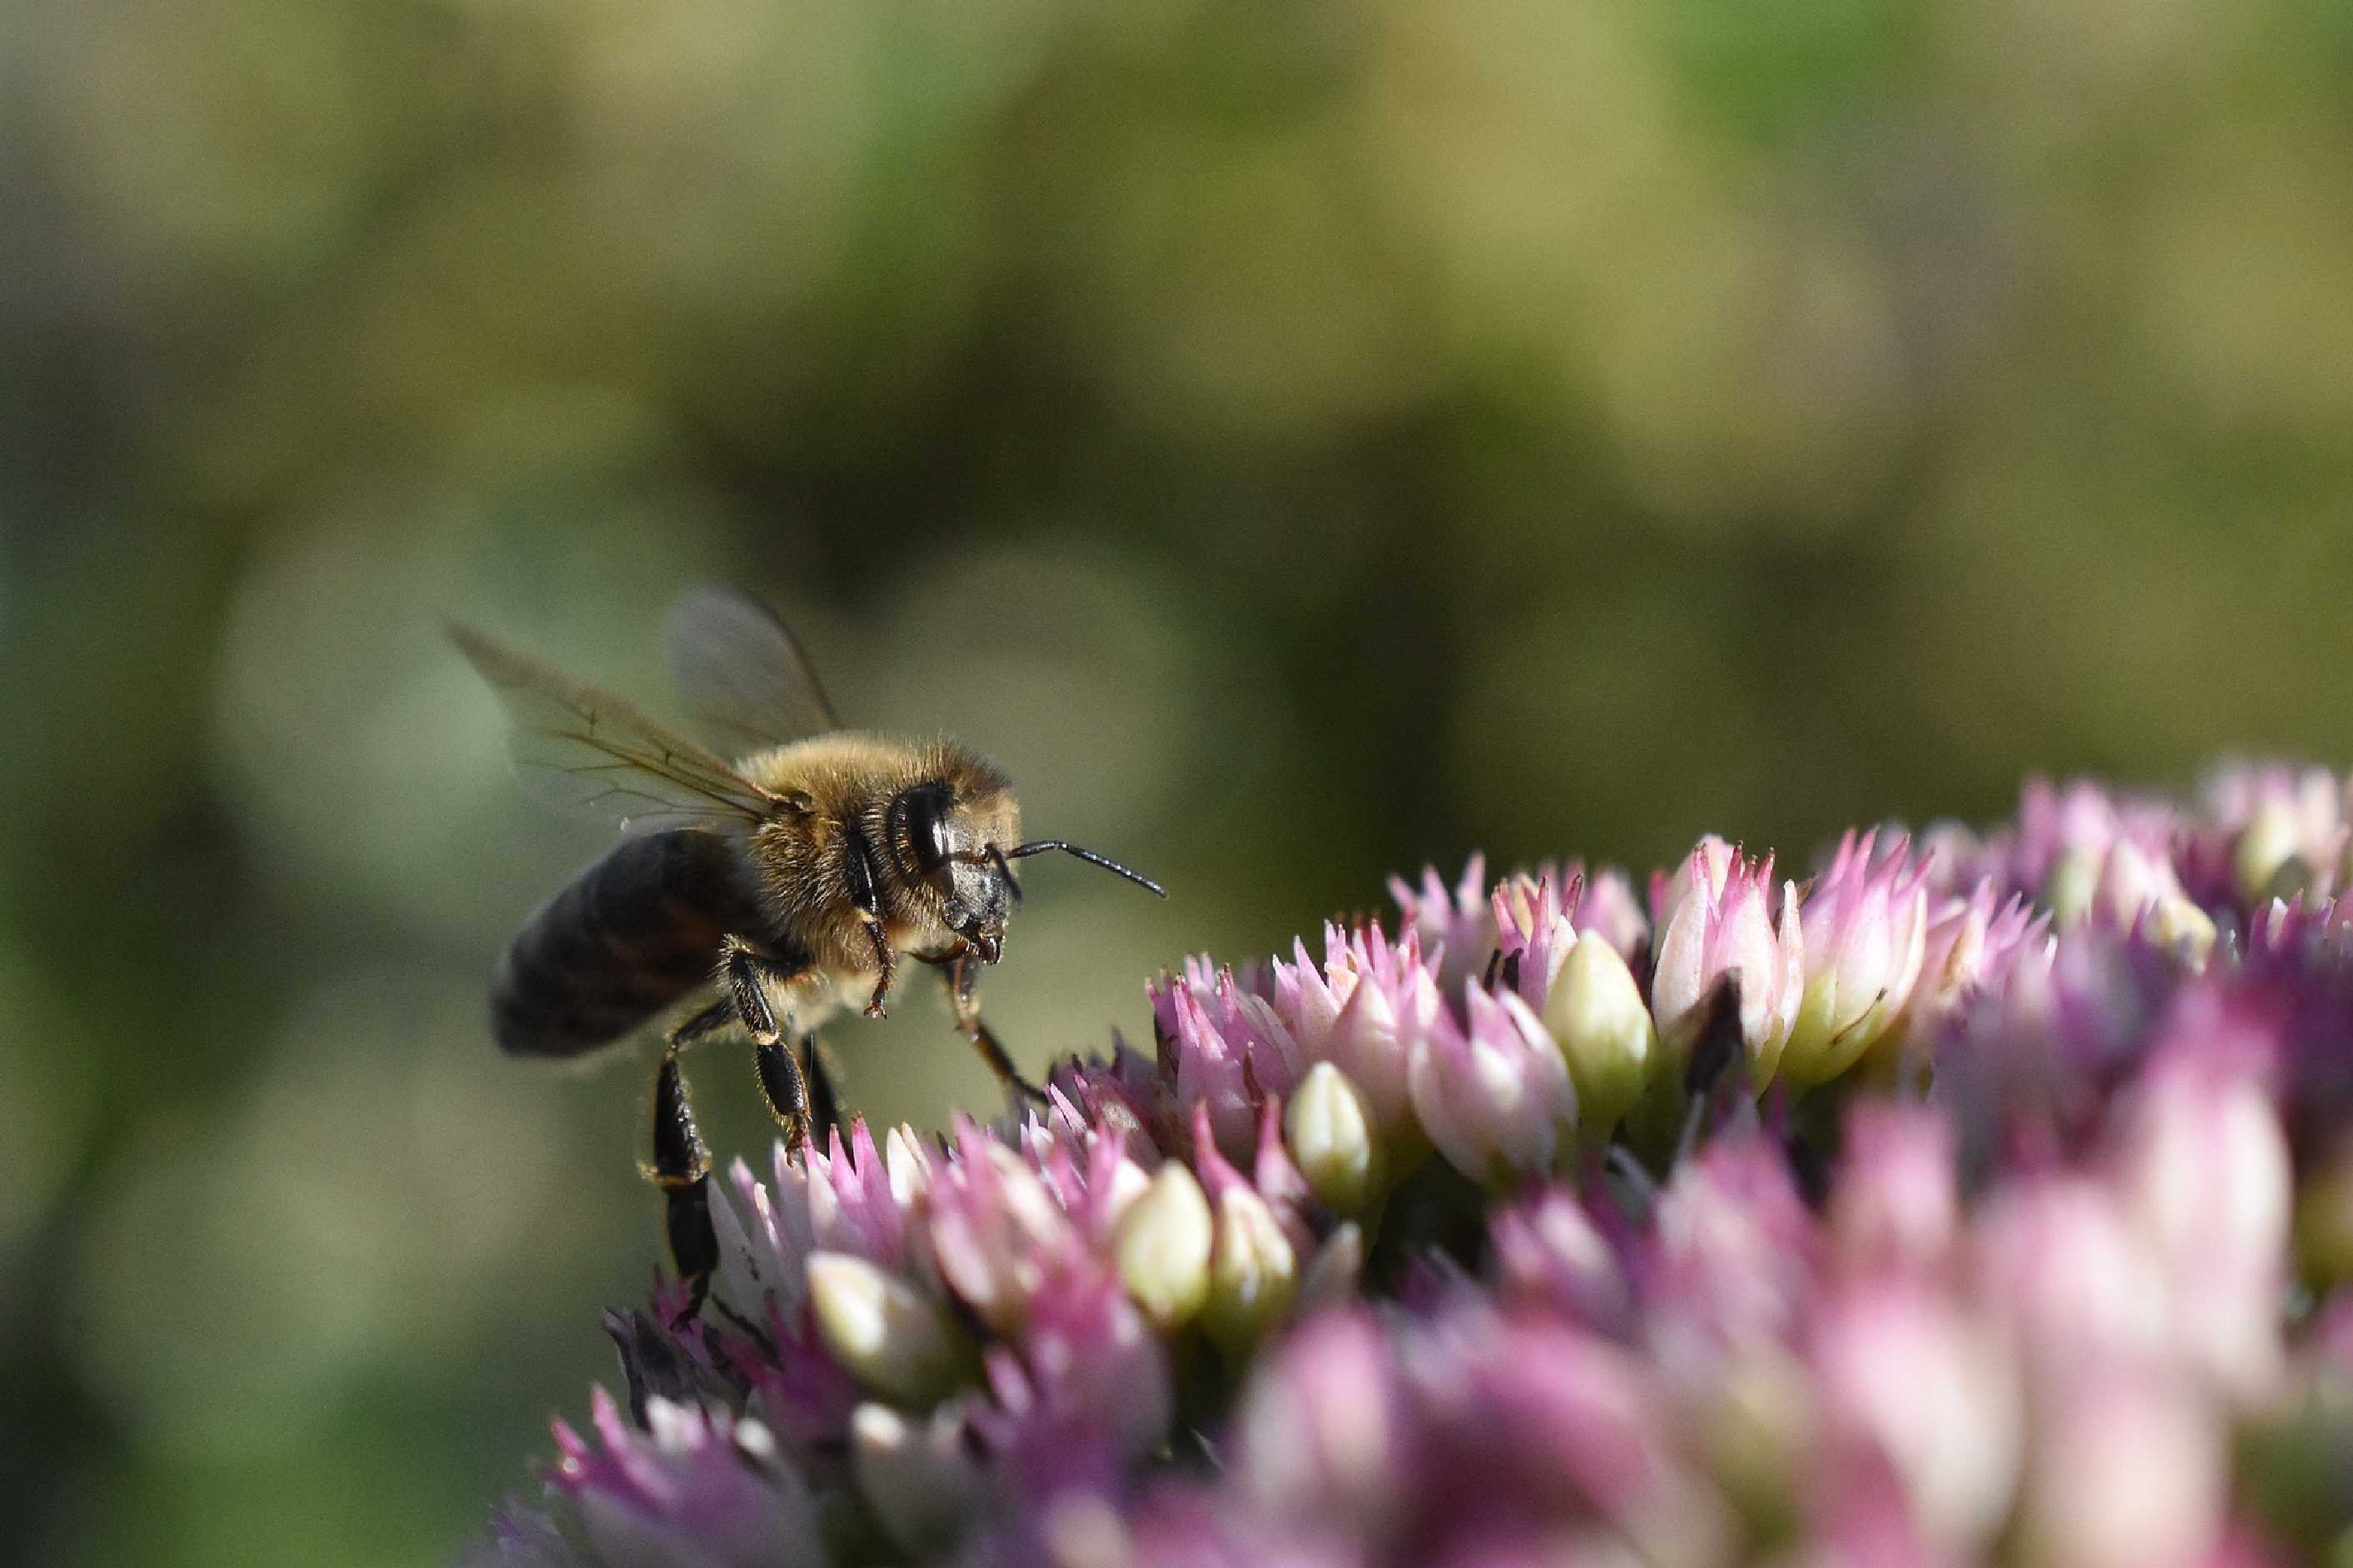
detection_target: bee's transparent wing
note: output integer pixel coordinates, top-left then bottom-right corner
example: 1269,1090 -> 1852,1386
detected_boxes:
452,622 -> 787,834
663,584 -> 843,756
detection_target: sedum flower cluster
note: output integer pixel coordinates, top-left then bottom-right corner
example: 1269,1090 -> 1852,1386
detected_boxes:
469,763 -> 2353,1568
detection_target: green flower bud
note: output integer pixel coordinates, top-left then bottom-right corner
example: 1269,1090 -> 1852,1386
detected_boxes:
848,1403 -> 987,1554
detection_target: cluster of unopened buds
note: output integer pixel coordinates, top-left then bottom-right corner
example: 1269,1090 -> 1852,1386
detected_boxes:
470,763 -> 2353,1568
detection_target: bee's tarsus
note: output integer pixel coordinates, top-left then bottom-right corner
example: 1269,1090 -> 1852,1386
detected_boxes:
753,1037 -> 814,1153
937,951 -> 1040,1105
802,1033 -> 847,1141
664,1176 -> 718,1319
856,914 -> 896,1012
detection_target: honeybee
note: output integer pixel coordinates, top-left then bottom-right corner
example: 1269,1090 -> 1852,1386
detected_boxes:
453,585 -> 1163,1308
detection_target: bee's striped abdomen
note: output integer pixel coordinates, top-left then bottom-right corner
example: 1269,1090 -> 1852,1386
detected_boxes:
490,829 -> 766,1056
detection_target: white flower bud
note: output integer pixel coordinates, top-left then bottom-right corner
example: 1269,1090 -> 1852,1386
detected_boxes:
807,1252 -> 971,1403
2045,847 -> 2101,928
2141,895 -> 2216,971
1097,1151 -> 1153,1230
1203,1185 -> 1298,1356
1285,1062 -> 1387,1216
1541,934 -> 1655,1131
1111,1162 -> 1213,1331
849,1403 -> 989,1554
2233,797 -> 2307,902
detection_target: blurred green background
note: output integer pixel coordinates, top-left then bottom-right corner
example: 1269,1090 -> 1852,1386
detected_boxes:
4,0 -> 2352,1560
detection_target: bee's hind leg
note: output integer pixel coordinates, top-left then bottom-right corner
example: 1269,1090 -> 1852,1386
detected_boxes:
802,1033 -> 848,1142
936,951 -> 1048,1110
647,954 -> 813,1321
647,1047 -> 717,1321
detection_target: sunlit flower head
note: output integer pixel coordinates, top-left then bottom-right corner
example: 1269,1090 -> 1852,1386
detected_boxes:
473,761 -> 2353,1568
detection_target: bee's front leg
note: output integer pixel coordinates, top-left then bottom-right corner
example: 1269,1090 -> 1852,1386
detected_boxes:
933,949 -> 1047,1107
842,826 -> 897,1017
857,916 -> 895,1019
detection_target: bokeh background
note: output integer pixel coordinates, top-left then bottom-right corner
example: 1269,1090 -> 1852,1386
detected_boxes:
4,0 -> 2352,1561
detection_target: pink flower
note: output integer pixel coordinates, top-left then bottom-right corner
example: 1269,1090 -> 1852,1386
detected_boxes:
1016,1268 -> 1173,1465
2110,1045 -> 2291,1401
1152,961 -> 1300,1162
2015,1366 -> 2227,1568
1651,838 -> 1805,1082
1189,1101 -> 1304,1352
1975,1178 -> 2170,1376
1266,921 -> 1431,1146
1894,878 -> 2047,1047
1490,1186 -> 1636,1333
2007,778 -> 2184,902
1406,1315 -> 1733,1564
1642,1138 -> 1819,1384
1408,981 -> 1576,1186
925,1121 -> 1080,1335
1491,863 -> 1651,1013
547,1388 -> 819,1568
1808,1280 -> 2021,1552
717,1121 -> 927,1319
1782,830 -> 1932,1084
1392,855 -> 1496,999
1829,1103 -> 1958,1275
1234,1309 -> 1402,1531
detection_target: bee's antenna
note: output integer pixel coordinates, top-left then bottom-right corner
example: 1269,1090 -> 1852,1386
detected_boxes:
1007,841 -> 1167,898
986,844 -> 1024,903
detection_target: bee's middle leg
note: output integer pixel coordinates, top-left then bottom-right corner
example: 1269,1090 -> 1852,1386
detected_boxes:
934,951 -> 1047,1107
722,938 -> 818,1153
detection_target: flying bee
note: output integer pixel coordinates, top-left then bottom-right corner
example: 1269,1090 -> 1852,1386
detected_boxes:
452,585 -> 1165,1309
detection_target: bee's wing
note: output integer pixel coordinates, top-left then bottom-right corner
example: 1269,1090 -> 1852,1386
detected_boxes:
452,622 -> 790,834
663,584 -> 843,755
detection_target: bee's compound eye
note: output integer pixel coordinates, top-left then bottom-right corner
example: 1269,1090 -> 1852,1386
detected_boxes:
897,782 -> 956,877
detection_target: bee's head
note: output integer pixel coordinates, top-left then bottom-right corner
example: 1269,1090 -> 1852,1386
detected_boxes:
888,772 -> 1022,962
887,757 -> 1167,965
